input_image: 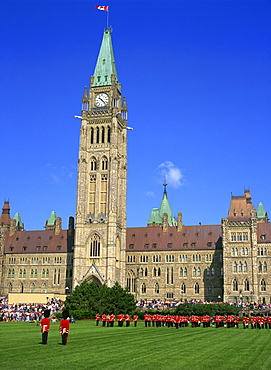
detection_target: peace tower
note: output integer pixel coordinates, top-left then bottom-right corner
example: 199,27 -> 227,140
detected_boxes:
73,28 -> 128,289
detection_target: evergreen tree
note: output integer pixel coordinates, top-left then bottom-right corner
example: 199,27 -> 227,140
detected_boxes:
65,281 -> 136,314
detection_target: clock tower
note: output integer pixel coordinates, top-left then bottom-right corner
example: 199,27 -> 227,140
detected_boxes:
73,28 -> 128,289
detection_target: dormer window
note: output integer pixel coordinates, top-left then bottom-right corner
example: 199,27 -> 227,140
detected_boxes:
22,246 -> 27,251
261,234 -> 266,240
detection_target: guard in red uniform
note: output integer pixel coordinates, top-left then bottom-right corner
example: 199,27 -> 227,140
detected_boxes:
95,313 -> 100,326
59,310 -> 70,345
102,314 -> 107,327
40,309 -> 50,345
133,314 -> 138,327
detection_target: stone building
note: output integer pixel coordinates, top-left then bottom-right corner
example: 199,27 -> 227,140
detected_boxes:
0,201 -> 74,297
1,27 -> 271,304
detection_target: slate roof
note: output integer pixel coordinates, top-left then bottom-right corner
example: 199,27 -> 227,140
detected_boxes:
126,225 -> 222,251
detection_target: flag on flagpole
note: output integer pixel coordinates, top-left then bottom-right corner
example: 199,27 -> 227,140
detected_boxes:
95,5 -> 109,11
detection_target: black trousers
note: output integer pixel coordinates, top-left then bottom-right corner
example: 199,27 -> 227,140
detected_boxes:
62,333 -> 68,345
42,331 -> 48,344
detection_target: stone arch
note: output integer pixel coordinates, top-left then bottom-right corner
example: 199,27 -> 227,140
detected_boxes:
85,274 -> 103,287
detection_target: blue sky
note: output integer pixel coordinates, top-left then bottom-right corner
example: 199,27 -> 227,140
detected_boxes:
1,0 -> 270,230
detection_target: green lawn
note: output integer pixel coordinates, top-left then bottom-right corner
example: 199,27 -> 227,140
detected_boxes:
1,321 -> 271,370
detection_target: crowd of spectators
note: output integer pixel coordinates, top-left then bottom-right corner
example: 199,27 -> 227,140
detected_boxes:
0,296 -> 64,322
136,299 -> 271,310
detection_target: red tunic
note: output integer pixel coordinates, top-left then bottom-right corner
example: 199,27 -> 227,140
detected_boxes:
59,319 -> 70,334
41,318 -> 50,333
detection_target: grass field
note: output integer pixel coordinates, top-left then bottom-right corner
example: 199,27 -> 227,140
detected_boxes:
1,320 -> 271,370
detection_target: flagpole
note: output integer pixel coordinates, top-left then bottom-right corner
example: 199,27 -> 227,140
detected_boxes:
106,6 -> 109,30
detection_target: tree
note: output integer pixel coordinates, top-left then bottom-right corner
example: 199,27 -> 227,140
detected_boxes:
65,281 -> 136,315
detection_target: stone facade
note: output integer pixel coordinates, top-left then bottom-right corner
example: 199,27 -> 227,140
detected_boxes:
0,203 -> 74,297
1,29 -> 271,305
72,29 -> 128,289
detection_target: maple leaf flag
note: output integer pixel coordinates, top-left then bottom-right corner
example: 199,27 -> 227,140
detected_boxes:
95,5 -> 109,11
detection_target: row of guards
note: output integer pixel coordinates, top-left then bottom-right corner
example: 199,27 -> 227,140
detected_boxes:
142,314 -> 271,329
95,314 -> 139,327
95,313 -> 271,329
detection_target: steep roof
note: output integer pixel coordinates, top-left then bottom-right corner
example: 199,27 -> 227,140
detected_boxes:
4,229 -> 72,254
148,185 -> 177,226
92,29 -> 118,87
227,189 -> 255,221
257,202 -> 266,218
127,225 -> 222,251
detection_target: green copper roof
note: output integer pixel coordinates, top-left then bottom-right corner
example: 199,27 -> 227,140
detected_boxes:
13,212 -> 23,228
158,188 -> 177,226
147,186 -> 177,226
47,211 -> 56,226
257,202 -> 266,218
148,208 -> 160,225
92,29 -> 118,87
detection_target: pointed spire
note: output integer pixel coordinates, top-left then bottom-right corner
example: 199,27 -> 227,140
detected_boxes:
0,201 -> 11,227
92,29 -> 118,88
47,211 -> 56,226
13,212 -> 24,230
257,202 -> 266,218
147,186 -> 177,227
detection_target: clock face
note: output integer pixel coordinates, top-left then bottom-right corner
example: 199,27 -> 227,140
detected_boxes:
95,93 -> 109,107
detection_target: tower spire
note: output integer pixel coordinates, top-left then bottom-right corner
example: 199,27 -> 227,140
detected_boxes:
92,28 -> 118,88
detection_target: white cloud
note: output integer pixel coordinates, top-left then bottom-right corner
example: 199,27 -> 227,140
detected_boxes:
145,191 -> 155,197
157,161 -> 184,189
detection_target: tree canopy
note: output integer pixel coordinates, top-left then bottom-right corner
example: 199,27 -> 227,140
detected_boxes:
65,281 -> 136,315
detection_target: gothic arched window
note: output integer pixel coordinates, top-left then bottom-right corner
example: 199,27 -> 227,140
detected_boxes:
154,283 -> 159,294
90,234 -> 101,257
90,157 -> 97,171
141,283 -> 146,294
244,279 -> 249,291
195,283 -> 199,294
233,279 -> 238,291
260,279 -> 266,291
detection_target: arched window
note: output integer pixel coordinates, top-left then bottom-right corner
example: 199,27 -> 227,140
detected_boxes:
153,267 -> 157,277
242,248 -> 245,255
101,157 -> 108,171
233,279 -> 238,291
90,127 -> 94,144
195,283 -> 199,294
154,283 -> 159,294
180,267 -> 183,277
206,267 -> 210,276
197,267 -> 201,276
181,283 -> 186,294
20,283 -> 24,293
157,267 -> 161,276
96,127 -> 100,143
90,234 -> 101,257
193,267 -> 196,277
244,279 -> 249,291
145,268 -> 148,277
264,248 -> 267,256
245,248 -> 248,255
107,126 -> 111,143
141,283 -> 146,294
238,262 -> 242,272
90,157 -> 97,171
243,261 -> 247,272
139,268 -> 143,277
184,267 -> 187,277
260,279 -> 266,291
101,126 -> 105,143
258,262 -> 262,273
211,267 -> 215,276
263,262 -> 267,272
